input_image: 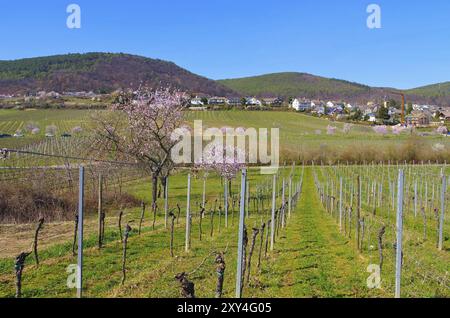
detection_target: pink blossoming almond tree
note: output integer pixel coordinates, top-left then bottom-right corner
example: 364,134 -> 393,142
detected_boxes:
197,141 -> 246,227
92,87 -> 187,219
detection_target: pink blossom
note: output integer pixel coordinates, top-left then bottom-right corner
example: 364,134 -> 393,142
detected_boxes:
198,142 -> 246,180
391,126 -> 406,135
436,126 -> 448,135
373,125 -> 388,135
71,126 -> 83,134
342,123 -> 353,134
327,125 -> 337,135
111,87 -> 186,163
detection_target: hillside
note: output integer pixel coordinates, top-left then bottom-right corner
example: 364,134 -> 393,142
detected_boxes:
405,82 -> 450,105
0,53 -> 236,96
1,54 -> 448,105
218,72 -> 450,105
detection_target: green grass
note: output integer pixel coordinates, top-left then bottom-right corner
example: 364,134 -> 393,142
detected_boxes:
186,111 -> 449,161
314,164 -> 450,297
3,167 -> 443,298
0,109 -> 90,149
1,109 -> 448,155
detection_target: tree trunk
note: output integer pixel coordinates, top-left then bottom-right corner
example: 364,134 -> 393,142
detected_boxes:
161,176 -> 167,198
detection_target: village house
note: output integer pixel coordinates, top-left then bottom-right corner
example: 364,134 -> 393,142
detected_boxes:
208,97 -> 227,105
226,97 -> 242,106
291,98 -> 312,111
440,110 -> 450,122
405,110 -> 432,127
332,103 -> 345,114
312,105 -> 326,115
346,103 -> 355,112
366,113 -> 377,122
245,97 -> 262,106
190,97 -> 204,106
261,97 -> 284,107
290,98 -> 300,110
261,98 -> 276,106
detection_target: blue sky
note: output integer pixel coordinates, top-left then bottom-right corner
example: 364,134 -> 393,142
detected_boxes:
0,0 -> 449,89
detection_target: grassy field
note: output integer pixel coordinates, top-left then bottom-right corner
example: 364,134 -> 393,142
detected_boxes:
1,109 -> 448,162
0,109 -> 90,149
0,109 -> 448,298
0,165 -> 448,298
0,167 -> 389,298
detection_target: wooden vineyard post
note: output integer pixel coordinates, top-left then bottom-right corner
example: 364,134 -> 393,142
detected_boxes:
77,166 -> 85,299
185,174 -> 191,252
395,169 -> 404,298
339,176 -> 343,232
164,176 -> 169,229
270,174 -> 277,251
98,173 -> 103,249
235,169 -> 247,298
438,175 -> 446,251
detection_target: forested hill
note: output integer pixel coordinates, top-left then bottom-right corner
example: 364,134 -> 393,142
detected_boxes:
1,54 -> 448,105
218,72 -> 450,105
0,53 -> 236,96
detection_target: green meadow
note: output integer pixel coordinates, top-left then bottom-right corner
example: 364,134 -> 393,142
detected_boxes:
1,109 -> 448,162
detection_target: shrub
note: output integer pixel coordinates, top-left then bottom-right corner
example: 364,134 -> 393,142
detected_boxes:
436,126 -> 448,135
373,125 -> 388,135
342,123 -> 353,134
326,125 -> 337,135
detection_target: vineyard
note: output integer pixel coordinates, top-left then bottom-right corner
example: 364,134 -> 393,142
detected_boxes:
1,109 -> 449,163
314,163 -> 449,297
0,109 -> 449,299
0,160 -> 448,298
